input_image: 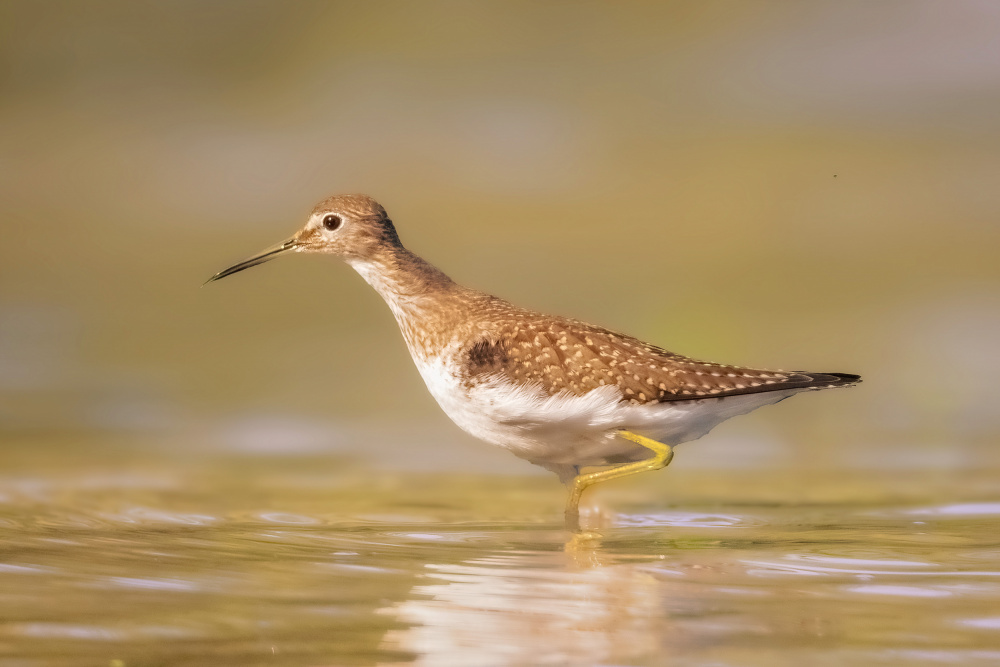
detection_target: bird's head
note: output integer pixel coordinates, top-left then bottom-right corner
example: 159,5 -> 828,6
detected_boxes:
206,194 -> 401,283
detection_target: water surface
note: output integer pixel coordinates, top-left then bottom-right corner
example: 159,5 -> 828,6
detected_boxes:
1,441 -> 998,666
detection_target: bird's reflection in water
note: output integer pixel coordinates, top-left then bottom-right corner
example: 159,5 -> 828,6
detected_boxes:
378,530 -> 680,665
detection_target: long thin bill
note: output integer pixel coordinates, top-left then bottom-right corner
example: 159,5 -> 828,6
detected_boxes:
204,239 -> 299,284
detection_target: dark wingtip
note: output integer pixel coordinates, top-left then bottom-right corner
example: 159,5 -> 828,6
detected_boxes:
821,372 -> 862,384
800,371 -> 862,389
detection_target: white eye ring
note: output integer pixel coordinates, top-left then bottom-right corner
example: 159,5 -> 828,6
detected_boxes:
322,214 -> 342,231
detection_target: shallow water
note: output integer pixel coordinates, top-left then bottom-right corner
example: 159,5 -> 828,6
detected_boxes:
1,442 -> 999,667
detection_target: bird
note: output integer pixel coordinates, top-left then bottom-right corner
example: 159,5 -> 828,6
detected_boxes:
207,194 -> 860,522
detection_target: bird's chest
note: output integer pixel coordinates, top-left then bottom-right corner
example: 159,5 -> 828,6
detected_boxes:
408,351 -> 514,444
408,348 -> 638,467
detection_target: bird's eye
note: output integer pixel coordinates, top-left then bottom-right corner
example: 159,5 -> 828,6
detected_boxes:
323,214 -> 342,231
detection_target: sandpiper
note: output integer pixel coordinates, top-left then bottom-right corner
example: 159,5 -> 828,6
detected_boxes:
207,194 -> 860,520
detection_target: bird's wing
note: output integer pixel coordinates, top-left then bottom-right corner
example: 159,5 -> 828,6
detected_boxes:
462,313 -> 859,404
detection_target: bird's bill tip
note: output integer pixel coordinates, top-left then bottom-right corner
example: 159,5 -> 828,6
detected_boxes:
204,238 -> 299,285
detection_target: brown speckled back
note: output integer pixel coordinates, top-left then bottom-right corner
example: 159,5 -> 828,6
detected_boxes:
448,296 -> 857,404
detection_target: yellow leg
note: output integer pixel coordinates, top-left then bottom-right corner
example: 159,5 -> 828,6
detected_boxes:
565,431 -> 674,521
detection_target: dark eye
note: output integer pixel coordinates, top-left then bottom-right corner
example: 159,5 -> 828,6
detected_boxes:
323,214 -> 342,230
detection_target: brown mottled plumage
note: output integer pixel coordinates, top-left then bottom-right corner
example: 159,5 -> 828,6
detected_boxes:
453,303 -> 857,403
208,194 -> 860,518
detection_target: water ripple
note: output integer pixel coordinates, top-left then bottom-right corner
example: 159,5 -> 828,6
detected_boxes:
743,553 -> 1000,579
101,576 -> 203,592
845,584 -> 953,598
251,511 -> 323,525
5,623 -> 208,641
903,503 -> 1000,517
616,511 -> 761,528
99,507 -> 220,526
958,617 -> 1000,630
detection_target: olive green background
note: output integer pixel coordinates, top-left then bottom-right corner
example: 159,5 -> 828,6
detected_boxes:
2,1 -> 998,472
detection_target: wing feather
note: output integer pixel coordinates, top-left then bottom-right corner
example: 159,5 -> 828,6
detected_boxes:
460,310 -> 860,405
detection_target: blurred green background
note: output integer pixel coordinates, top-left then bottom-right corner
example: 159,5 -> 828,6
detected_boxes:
2,0 -> 998,474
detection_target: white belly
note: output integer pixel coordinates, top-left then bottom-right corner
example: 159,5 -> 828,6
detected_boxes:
412,354 -> 800,472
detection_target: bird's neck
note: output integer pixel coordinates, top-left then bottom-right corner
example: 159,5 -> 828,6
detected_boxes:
347,244 -> 457,301
346,246 -> 468,357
